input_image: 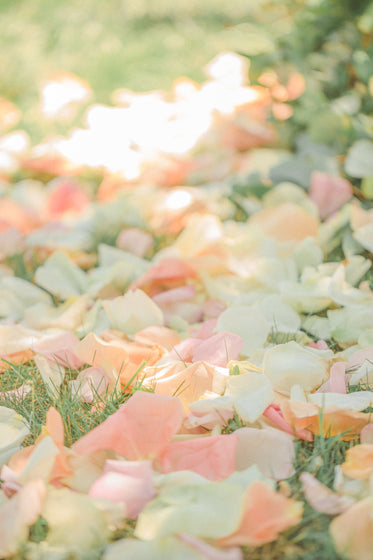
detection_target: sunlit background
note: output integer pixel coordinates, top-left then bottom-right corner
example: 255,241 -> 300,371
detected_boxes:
0,0 -> 287,142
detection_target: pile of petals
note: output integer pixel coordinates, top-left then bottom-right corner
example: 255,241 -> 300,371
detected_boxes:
1,52 -> 373,559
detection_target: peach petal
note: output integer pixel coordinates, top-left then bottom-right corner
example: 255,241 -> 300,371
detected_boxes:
341,444 -> 373,479
219,481 -> 303,547
142,361 -> 216,408
159,434 -> 238,481
281,400 -> 372,441
250,202 -> 318,242
73,332 -> 129,374
72,391 -> 184,459
134,325 -> 181,350
130,258 -> 197,292
330,497 -> 373,560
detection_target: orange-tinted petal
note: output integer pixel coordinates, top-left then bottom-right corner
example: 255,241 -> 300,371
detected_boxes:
341,444 -> 373,479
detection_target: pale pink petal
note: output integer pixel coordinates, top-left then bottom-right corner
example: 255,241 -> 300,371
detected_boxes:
203,300 -> 227,319
116,228 -> 153,257
72,391 -> 184,459
347,347 -> 373,370
159,433 -> 238,481
193,319 -> 218,339
70,367 -> 109,402
361,424 -> 373,444
235,427 -> 295,480
309,172 -> 353,220
89,460 -> 155,518
165,331 -> 243,367
300,472 -> 355,514
0,384 -> 32,402
152,285 -> 196,304
191,332 -> 243,367
31,331 -> 84,369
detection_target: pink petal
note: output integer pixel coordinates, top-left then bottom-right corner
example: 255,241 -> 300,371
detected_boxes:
263,405 -> 313,441
203,300 -> 227,319
191,332 -> 243,367
152,285 -> 196,304
329,362 -> 347,394
308,340 -> 329,350
47,178 -> 90,216
159,434 -> 238,481
89,459 -> 155,518
309,172 -> 353,220
72,391 -> 184,459
193,319 -> 218,339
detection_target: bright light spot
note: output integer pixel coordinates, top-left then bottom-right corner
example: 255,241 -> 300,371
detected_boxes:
43,52 -> 264,179
41,73 -> 91,119
206,52 -> 249,88
164,190 -> 193,210
0,131 -> 29,154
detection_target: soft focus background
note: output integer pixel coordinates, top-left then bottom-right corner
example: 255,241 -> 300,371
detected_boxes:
1,0 -> 283,141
